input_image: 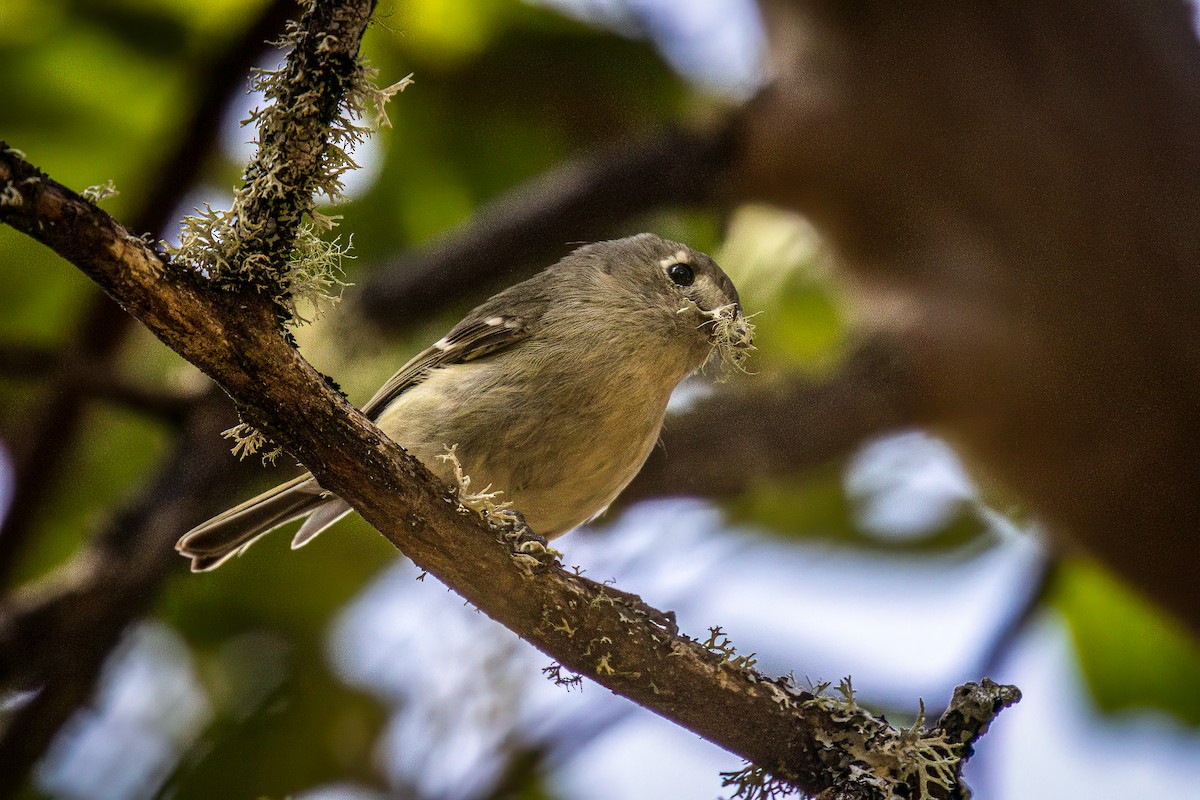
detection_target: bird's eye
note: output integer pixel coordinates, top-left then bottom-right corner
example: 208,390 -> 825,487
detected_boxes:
666,262 -> 694,287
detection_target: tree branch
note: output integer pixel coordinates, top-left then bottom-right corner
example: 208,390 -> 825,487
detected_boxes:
0,342 -> 200,424
0,342 -> 56,377
0,1 -> 1021,791
199,0 -> 378,289
0,144 -> 1014,800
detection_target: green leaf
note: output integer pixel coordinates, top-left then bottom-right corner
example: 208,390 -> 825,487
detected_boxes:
1053,558 -> 1200,724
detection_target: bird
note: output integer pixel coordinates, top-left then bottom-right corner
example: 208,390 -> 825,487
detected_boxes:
176,233 -> 752,571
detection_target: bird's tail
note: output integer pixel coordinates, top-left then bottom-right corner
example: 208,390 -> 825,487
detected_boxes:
176,474 -> 352,572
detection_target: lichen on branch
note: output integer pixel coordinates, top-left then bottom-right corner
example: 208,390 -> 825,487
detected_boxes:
722,676 -> 1021,799
167,0 -> 408,459
169,0 -> 411,325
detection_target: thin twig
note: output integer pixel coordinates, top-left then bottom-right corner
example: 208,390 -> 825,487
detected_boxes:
0,342 -> 56,377
979,556 -> 1060,676
0,342 -> 202,424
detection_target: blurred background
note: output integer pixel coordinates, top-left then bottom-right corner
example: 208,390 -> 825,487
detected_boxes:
2,0 -> 1199,798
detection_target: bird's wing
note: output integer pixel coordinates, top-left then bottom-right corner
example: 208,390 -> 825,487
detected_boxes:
360,310 -> 537,419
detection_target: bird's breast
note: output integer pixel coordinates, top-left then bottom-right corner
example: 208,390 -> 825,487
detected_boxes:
373,346 -> 682,537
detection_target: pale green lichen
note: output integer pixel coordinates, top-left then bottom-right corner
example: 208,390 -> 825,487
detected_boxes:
286,225 -> 353,323
749,674 -> 966,799
0,183 -> 22,207
81,179 -> 119,203
173,1 -> 410,461
222,422 -> 282,463
702,625 -> 759,671
706,633 -> 971,800
890,701 -> 960,799
436,444 -> 562,573
437,444 -> 514,521
168,1 -> 412,328
550,617 -> 577,637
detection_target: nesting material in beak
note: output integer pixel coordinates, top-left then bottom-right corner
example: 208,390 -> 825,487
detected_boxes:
684,301 -> 757,373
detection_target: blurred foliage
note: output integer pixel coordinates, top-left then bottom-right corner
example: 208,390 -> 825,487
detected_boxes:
12,406 -> 170,583
716,204 -> 845,371
157,517 -> 396,798
726,465 -> 986,555
2,1 -> 1199,799
1053,558 -> 1200,725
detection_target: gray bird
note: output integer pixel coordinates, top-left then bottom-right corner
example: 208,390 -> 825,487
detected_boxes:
177,233 -> 752,571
